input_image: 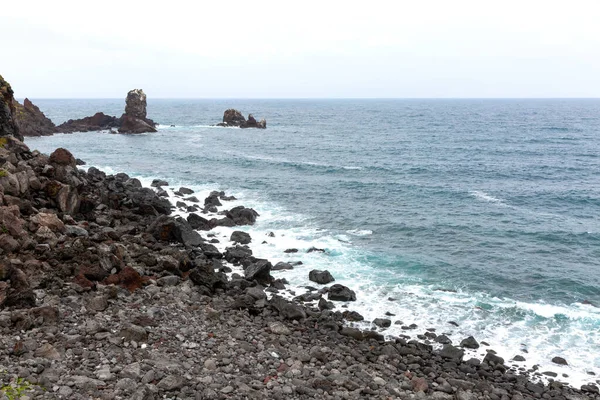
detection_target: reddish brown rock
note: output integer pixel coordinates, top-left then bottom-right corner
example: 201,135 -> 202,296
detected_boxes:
104,266 -> 146,292
411,377 -> 429,392
29,212 -> 66,233
49,148 -> 76,167
0,205 -> 25,237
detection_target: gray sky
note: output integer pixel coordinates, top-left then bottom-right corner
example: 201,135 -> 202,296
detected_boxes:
3,0 -> 600,98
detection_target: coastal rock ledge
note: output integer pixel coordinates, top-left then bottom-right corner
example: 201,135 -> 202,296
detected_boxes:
216,109 -> 266,129
54,89 -> 157,134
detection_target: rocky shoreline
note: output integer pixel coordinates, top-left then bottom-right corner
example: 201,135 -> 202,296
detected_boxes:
1,75 -> 598,399
0,145 -> 597,400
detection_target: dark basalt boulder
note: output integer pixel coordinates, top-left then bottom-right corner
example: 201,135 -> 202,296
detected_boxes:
0,74 -> 23,140
204,191 -> 222,207
460,336 -> 480,349
244,259 -> 273,285
187,213 -> 213,231
308,269 -> 335,284
439,344 -> 465,363
215,108 -> 266,129
13,98 -> 56,137
226,206 -> 259,225
118,114 -> 156,134
148,215 -> 204,247
327,284 -> 356,301
230,230 -> 251,244
189,259 -> 227,293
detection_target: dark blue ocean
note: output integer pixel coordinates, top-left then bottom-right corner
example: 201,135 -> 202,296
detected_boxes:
26,98 -> 600,385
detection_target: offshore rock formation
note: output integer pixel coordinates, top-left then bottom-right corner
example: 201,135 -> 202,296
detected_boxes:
0,74 -> 23,141
118,89 -> 157,134
13,98 -> 56,137
54,89 -> 157,134
216,109 -> 266,129
55,112 -> 120,133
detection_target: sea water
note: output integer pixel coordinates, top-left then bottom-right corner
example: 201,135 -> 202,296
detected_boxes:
25,98 -> 600,387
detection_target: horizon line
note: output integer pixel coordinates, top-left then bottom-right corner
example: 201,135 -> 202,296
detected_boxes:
16,96 -> 600,101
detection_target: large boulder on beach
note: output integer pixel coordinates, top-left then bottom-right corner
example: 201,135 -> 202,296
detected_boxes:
230,231 -> 251,244
308,269 -> 335,284
13,98 -> 56,137
327,284 -> 356,301
244,259 -> 273,285
0,75 -> 23,140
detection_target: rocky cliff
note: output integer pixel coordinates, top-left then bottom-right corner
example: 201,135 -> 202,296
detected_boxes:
13,98 -> 57,137
0,75 -> 23,141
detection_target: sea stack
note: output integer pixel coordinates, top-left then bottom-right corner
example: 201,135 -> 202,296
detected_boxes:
118,89 -> 157,134
216,109 -> 266,129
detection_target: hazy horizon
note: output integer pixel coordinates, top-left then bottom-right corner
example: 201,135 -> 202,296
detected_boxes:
4,0 -> 600,99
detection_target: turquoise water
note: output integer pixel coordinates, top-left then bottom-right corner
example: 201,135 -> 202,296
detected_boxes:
26,98 -> 600,386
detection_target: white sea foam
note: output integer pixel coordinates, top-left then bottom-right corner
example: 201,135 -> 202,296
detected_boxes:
347,229 -> 373,236
470,190 -> 504,204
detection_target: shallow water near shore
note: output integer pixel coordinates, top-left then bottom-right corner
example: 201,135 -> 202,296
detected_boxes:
26,98 -> 600,387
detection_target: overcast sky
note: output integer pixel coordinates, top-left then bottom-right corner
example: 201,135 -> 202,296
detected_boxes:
3,0 -> 600,98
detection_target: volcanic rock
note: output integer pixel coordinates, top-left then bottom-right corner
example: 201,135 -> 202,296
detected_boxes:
327,284 -> 356,301
230,230 -> 251,244
216,109 -> 266,129
0,74 -> 23,140
118,89 -> 157,133
56,112 -> 120,133
308,269 -> 335,284
13,98 -> 56,137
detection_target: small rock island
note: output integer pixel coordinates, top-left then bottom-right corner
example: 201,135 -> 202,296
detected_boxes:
216,109 -> 266,129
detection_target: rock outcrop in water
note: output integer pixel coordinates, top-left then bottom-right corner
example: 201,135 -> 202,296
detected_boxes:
13,98 -> 56,137
55,112 -> 120,133
54,89 -> 157,134
0,74 -> 23,141
118,89 -> 157,134
216,108 -> 266,129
